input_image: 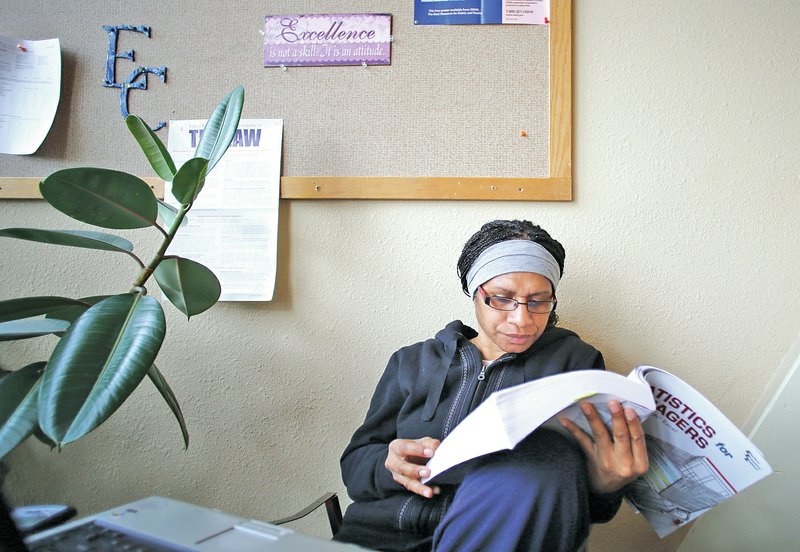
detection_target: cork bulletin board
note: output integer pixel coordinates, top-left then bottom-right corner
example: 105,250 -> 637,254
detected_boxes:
0,0 -> 572,201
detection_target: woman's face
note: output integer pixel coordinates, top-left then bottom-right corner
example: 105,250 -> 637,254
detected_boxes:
471,271 -> 555,360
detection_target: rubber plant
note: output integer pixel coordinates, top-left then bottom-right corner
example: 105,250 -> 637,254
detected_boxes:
0,85 -> 245,460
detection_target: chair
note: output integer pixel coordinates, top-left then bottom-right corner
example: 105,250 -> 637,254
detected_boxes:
270,492 -> 586,549
269,491 -> 343,537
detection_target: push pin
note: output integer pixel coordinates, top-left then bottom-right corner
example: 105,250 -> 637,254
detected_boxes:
16,44 -> 27,52
280,64 -> 287,72
362,61 -> 368,68
520,130 -> 527,137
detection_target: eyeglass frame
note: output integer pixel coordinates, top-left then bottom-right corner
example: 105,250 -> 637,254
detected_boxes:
477,285 -> 557,314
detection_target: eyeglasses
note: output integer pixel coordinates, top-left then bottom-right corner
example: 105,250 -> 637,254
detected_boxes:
478,285 -> 557,314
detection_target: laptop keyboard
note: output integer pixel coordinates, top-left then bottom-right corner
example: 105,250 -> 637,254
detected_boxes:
27,521 -> 178,551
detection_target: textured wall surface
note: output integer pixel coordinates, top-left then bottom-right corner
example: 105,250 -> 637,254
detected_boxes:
2,1 -> 800,551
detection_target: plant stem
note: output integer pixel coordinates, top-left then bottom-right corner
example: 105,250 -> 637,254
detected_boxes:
130,203 -> 192,291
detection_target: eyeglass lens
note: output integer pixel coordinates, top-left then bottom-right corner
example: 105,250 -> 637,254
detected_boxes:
486,296 -> 555,314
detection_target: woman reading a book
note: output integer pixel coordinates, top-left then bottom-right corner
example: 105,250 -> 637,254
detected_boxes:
334,220 -> 649,552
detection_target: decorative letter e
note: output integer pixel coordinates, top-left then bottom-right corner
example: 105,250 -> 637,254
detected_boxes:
102,24 -> 167,131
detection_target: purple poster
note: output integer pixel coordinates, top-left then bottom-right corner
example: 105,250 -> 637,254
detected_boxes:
263,14 -> 392,67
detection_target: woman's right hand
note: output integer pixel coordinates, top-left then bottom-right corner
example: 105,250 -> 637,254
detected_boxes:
385,437 -> 441,498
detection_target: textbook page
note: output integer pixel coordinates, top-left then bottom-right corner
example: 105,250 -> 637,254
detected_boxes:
423,370 -> 656,484
166,119 -> 283,301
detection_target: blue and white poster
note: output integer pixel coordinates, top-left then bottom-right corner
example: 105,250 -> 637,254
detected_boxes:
414,0 -> 549,26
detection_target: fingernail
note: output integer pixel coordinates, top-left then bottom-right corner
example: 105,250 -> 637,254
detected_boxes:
419,469 -> 429,477
423,448 -> 434,457
609,401 -> 621,413
625,408 -> 637,421
581,403 -> 592,415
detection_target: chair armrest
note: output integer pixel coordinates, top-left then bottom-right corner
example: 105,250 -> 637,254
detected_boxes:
269,492 -> 342,536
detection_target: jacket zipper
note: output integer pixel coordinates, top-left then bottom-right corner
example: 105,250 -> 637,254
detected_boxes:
468,352 -> 512,413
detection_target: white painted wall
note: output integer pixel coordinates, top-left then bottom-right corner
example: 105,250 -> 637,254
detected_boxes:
3,1 -> 800,550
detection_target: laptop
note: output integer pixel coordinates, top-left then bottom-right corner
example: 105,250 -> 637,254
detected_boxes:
23,495 -> 366,551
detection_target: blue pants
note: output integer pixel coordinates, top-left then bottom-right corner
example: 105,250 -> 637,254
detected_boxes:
432,430 -> 591,552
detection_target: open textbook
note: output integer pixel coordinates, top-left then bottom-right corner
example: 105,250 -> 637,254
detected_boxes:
422,366 -> 772,538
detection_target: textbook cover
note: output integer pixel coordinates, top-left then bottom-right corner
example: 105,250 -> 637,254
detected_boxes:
622,366 -> 772,537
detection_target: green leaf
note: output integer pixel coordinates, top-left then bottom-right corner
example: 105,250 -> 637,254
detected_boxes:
0,228 -> 134,254
147,364 -> 189,449
0,296 -> 89,323
38,294 -> 166,445
157,200 -> 188,229
195,85 -> 244,173
40,168 -> 158,229
32,425 -> 58,449
126,115 -> 177,182
170,157 -> 209,205
0,362 -> 46,459
45,296 -> 110,323
0,318 -> 70,341
154,257 -> 221,318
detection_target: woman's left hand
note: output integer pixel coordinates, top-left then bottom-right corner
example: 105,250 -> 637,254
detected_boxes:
559,400 -> 649,494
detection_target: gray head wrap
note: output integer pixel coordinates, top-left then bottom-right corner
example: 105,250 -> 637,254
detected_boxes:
465,239 -> 561,297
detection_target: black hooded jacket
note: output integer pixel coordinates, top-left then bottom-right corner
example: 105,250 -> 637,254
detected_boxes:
336,320 -> 623,550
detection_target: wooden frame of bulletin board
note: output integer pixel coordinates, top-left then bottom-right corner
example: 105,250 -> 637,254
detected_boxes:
284,0 -> 573,201
0,0 -> 572,202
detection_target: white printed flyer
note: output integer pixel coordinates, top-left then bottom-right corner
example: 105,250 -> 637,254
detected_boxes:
165,119 -> 283,301
0,36 -> 61,154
